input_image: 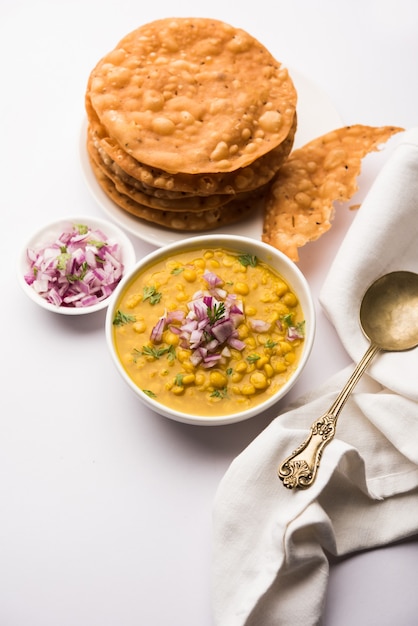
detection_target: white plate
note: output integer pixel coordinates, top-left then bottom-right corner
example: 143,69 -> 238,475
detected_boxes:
79,69 -> 343,248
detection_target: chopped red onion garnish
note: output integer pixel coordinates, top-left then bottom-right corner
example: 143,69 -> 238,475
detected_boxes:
249,319 -> 272,333
287,323 -> 305,341
24,223 -> 125,308
149,271 -> 246,367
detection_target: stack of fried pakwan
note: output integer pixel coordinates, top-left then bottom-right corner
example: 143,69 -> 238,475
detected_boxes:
85,17 -> 297,232
85,17 -> 403,260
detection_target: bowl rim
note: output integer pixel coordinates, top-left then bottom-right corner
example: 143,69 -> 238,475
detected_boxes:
105,233 -> 316,425
17,215 -> 136,316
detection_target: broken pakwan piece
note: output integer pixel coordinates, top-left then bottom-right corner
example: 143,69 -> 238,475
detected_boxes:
262,125 -> 404,261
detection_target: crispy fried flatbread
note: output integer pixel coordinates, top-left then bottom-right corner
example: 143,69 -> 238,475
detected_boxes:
87,134 -> 232,212
262,125 -> 404,261
87,17 -> 297,175
89,155 -> 265,231
86,94 -> 296,196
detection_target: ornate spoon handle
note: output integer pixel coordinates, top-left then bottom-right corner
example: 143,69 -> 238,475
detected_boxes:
278,343 -> 381,489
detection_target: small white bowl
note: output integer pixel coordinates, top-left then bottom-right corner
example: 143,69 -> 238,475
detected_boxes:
18,216 -> 136,315
105,234 -> 315,425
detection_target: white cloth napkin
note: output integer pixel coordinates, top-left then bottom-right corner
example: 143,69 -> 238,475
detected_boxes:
211,128 -> 418,626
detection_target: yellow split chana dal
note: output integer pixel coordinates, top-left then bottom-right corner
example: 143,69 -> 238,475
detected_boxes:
112,247 -> 305,417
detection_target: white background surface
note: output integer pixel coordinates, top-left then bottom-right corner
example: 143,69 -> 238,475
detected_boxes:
1,1 -> 418,624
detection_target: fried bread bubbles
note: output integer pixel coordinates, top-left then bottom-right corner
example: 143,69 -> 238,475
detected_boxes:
85,17 -> 297,232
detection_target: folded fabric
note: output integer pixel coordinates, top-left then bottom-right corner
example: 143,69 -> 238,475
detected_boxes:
211,128 -> 418,625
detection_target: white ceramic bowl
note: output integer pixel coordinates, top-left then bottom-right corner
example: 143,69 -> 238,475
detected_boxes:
18,216 -> 136,315
105,234 -> 315,425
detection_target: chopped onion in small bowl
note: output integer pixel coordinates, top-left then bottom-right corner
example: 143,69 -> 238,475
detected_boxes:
18,216 -> 136,315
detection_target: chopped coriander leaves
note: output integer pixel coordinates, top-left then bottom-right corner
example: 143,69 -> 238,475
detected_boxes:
143,285 -> 162,305
265,339 -> 278,349
135,344 -> 176,361
66,261 -> 89,282
113,310 -> 136,326
238,253 -> 258,267
87,238 -> 107,249
75,223 -> 89,235
281,313 -> 294,327
174,373 -> 185,386
296,321 -> 305,335
210,388 -> 228,399
207,301 -> 226,325
56,251 -> 71,271
287,321 -> 306,340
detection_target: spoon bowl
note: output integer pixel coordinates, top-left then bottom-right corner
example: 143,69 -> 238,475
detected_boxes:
278,270 -> 418,489
360,271 -> 418,351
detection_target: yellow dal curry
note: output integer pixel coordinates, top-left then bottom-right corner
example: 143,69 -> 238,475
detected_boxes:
112,247 -> 305,417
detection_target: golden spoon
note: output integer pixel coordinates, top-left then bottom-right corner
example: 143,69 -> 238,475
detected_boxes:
278,270 -> 418,489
